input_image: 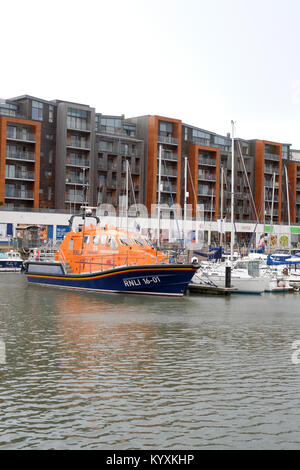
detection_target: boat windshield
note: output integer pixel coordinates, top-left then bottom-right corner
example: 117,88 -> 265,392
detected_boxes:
93,235 -> 100,245
100,235 -> 107,245
234,262 -> 248,270
133,237 -> 146,246
83,235 -> 90,245
107,236 -> 118,249
119,237 -> 133,246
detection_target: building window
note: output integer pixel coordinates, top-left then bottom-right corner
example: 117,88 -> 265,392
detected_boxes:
49,105 -> 54,123
100,118 -> 122,134
159,121 -> 173,136
32,101 -> 43,121
48,187 -> 52,201
67,107 -> 89,130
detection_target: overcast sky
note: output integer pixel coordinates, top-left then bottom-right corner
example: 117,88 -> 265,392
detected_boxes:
2,0 -> 300,146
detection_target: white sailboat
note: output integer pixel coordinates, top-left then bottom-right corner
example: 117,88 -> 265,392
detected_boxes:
192,121 -> 267,294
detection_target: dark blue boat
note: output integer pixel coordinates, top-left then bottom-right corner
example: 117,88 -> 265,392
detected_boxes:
24,261 -> 198,297
0,251 -> 23,272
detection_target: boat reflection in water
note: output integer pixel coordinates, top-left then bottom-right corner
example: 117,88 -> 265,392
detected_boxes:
24,208 -> 198,297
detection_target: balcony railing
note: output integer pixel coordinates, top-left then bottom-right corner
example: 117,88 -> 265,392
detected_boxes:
67,119 -> 90,131
198,157 -> 216,166
158,135 -> 178,145
6,170 -> 35,180
65,177 -> 86,185
161,168 -> 177,177
67,141 -> 90,150
6,131 -> 36,142
198,189 -> 215,197
192,137 -> 211,146
5,189 -> 34,199
66,158 -> 90,167
159,152 -> 178,161
265,166 -> 279,175
265,153 -> 280,161
65,195 -> 84,203
6,151 -> 35,161
158,185 -> 177,193
198,173 -> 216,181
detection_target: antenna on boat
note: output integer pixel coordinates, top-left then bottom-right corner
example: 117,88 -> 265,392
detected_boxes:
230,120 -> 235,264
157,144 -> 162,249
285,165 -> 291,253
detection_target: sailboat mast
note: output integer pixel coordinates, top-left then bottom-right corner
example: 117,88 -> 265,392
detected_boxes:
126,159 -> 129,233
220,166 -> 224,247
268,172 -> 276,253
230,120 -> 235,263
184,156 -> 188,249
157,144 -> 162,249
285,165 -> 291,251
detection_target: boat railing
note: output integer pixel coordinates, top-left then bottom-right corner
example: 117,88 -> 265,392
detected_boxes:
54,251 -> 170,275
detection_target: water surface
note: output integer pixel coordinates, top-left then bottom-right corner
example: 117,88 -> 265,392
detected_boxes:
0,273 -> 300,449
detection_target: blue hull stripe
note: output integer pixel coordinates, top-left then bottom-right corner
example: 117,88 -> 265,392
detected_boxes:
25,264 -> 198,297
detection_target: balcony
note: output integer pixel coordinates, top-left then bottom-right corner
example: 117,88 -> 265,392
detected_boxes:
198,173 -> 216,182
99,125 -> 122,136
161,168 -> 177,177
67,140 -> 90,150
65,194 -> 85,203
6,151 -> 35,162
158,135 -> 178,145
192,137 -> 211,146
265,195 -> 279,202
158,184 -> 176,193
265,153 -> 280,161
5,189 -> 34,200
159,152 -> 178,162
66,158 -> 90,167
264,180 -> 279,188
67,119 -> 90,132
198,189 -> 215,197
65,177 -> 86,185
265,166 -> 279,175
198,157 -> 216,167
6,129 -> 36,143
6,170 -> 35,181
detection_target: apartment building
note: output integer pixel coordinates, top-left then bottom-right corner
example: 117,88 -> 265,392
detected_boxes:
0,95 -> 298,229
95,114 -> 144,212
0,100 -> 41,210
128,115 -> 182,213
0,96 -> 144,214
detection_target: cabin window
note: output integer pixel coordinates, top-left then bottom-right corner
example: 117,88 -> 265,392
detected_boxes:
119,237 -> 133,246
134,237 -> 146,246
93,235 -> 100,245
83,235 -> 90,245
100,235 -> 107,245
68,239 -> 74,250
108,236 -> 118,249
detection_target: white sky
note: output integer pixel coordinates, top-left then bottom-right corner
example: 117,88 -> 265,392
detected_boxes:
2,0 -> 300,146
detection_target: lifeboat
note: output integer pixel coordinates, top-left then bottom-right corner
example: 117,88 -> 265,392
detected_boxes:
24,209 -> 198,297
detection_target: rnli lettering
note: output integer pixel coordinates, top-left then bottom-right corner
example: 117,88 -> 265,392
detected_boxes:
123,276 -> 161,287
123,279 -> 142,287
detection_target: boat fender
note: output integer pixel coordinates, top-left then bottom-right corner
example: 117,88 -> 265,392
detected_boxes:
191,257 -> 198,264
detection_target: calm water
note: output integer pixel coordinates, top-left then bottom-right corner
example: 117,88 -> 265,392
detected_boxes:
0,273 -> 300,449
